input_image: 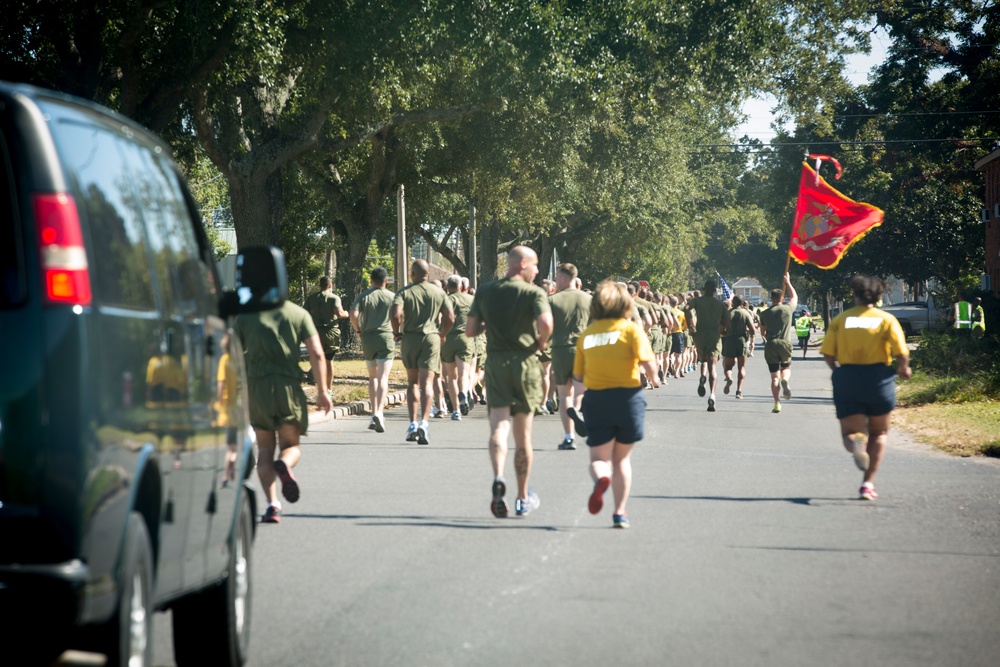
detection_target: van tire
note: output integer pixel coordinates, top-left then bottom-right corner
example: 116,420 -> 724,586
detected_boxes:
101,512 -> 154,667
172,493 -> 254,666
900,321 -> 913,338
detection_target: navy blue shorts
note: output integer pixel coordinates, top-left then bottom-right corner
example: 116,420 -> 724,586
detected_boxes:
581,386 -> 646,446
832,364 -> 897,419
670,332 -> 685,354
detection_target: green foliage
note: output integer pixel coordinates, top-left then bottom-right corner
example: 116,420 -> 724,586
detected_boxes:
907,330 -> 1000,403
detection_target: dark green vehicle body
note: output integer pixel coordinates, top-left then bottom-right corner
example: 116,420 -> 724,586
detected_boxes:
0,82 -> 264,664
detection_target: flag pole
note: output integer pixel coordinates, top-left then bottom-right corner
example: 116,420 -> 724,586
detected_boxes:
781,149 -> 809,301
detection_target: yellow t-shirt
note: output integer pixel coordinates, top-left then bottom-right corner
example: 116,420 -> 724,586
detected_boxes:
819,305 -> 908,366
574,318 -> 655,390
670,309 -> 686,334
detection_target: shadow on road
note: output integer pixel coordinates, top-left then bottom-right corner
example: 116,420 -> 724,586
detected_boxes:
278,512 -> 570,531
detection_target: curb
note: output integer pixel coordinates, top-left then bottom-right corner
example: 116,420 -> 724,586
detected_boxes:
309,390 -> 408,424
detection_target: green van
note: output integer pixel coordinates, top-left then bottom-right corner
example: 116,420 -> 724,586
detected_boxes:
0,82 -> 283,666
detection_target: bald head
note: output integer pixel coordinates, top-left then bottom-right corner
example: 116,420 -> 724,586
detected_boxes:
506,245 -> 539,282
410,259 -> 429,283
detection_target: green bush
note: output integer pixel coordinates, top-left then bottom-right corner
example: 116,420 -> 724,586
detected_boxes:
910,330 -> 1000,400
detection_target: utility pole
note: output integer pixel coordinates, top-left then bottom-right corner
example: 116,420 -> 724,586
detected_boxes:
396,184 -> 406,290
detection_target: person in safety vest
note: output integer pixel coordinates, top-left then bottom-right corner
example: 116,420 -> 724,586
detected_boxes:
952,294 -> 972,332
795,310 -> 813,358
971,297 -> 986,340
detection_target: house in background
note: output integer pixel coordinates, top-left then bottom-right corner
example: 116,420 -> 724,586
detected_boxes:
731,277 -> 768,305
975,147 -> 1000,297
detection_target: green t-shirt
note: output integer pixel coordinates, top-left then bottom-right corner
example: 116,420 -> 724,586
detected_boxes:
760,303 -> 796,342
727,308 -> 754,339
688,295 -> 728,341
303,290 -> 342,329
446,291 -> 475,340
549,288 -> 592,347
234,301 -> 317,380
351,286 -> 394,333
392,281 -> 452,335
469,277 -> 551,354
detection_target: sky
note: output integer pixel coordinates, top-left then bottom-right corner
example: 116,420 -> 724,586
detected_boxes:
734,28 -> 893,142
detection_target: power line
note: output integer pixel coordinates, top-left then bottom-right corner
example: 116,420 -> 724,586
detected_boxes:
691,137 -> 1000,149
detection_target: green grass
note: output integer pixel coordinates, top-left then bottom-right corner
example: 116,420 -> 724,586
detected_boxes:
894,332 -> 1000,458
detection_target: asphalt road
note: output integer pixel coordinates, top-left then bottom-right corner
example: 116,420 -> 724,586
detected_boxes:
84,346 -> 1000,666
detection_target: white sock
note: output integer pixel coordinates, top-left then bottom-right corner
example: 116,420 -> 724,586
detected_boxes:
419,420 -> 428,429
269,501 -> 282,510
566,433 -> 574,440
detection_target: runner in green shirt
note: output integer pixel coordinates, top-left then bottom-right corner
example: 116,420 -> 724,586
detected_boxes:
466,246 -> 553,518
390,260 -> 454,445
442,275 -> 476,419
350,266 -> 395,433
548,263 -> 592,450
303,276 -> 349,389
686,279 -> 729,412
234,301 -> 332,523
758,273 -> 799,413
721,295 -> 756,399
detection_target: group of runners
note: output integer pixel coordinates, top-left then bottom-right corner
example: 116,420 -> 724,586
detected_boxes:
235,247 -> 911,525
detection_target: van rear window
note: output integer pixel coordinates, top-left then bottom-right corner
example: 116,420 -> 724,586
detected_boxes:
51,121 -> 156,310
0,133 -> 27,308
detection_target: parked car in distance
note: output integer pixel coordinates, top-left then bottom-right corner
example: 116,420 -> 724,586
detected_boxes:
880,295 -> 948,336
0,81 -> 284,666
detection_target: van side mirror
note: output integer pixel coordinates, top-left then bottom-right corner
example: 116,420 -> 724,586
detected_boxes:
219,245 -> 288,319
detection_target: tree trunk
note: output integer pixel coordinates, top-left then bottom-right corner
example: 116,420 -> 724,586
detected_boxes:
229,167 -> 284,249
478,216 -> 502,286
326,226 -> 337,281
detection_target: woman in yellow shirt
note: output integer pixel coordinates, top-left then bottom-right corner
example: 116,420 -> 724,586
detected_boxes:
819,275 -> 912,501
573,281 -> 659,528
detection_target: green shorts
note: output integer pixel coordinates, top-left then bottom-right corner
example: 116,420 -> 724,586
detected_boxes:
722,335 -> 748,359
401,332 -> 441,371
693,335 -> 722,359
485,351 -> 543,415
551,345 -> 576,385
360,330 -> 395,361
648,327 -> 663,354
764,338 -> 794,366
475,336 -> 487,368
441,333 -> 474,363
318,325 -> 341,359
247,375 -> 309,435
663,331 -> 673,354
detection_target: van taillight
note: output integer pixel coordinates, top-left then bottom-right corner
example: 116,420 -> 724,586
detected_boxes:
34,193 -> 92,306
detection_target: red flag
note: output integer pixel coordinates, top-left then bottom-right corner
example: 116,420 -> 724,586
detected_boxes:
788,161 -> 884,269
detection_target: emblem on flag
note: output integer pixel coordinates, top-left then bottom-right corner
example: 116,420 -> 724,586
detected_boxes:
788,158 -> 884,270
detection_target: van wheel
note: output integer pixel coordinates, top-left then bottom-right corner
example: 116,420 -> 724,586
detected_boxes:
172,493 -> 254,666
101,512 -> 154,667
900,322 -> 913,338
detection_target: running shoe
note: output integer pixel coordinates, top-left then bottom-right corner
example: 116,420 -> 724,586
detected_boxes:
848,432 -> 870,471
734,390 -> 743,399
451,410 -> 461,421
558,436 -> 576,450
261,505 -> 281,524
405,423 -> 418,441
724,377 -> 732,395
658,369 -> 665,383
859,482 -> 878,501
613,513 -> 630,529
534,405 -> 547,416
372,414 -> 385,433
781,378 -> 791,400
416,424 -> 429,445
459,392 -> 470,416
589,476 -> 611,515
434,407 -> 446,419
368,416 -> 377,431
567,407 -> 589,437
491,479 -> 508,518
771,402 -> 782,414
273,460 -> 300,503
697,376 -> 707,397
546,397 -> 558,414
515,490 -> 540,516
707,397 -> 716,412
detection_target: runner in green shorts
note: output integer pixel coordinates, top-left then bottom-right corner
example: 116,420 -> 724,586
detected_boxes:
235,299 -> 332,523
548,263 -> 592,449
391,260 -> 454,444
758,273 -> 798,413
443,275 -> 476,419
466,246 -> 553,519
686,280 -> 729,411
350,266 -> 396,433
